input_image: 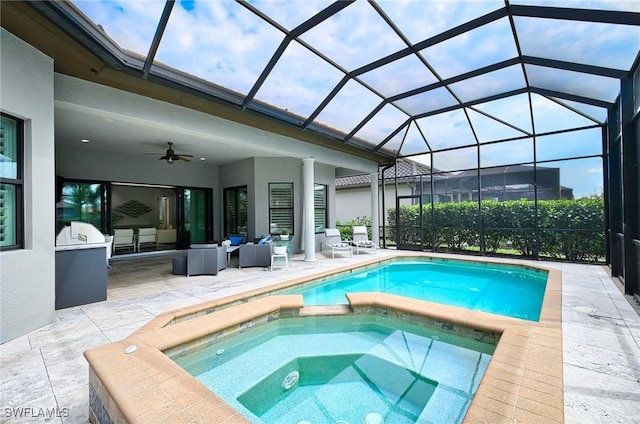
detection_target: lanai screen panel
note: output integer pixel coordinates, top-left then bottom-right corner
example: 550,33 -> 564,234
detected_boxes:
66,0 -> 639,158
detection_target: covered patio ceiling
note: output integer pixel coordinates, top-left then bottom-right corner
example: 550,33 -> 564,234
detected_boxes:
21,0 -> 640,166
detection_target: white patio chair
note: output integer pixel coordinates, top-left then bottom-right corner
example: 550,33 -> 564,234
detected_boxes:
104,235 -> 113,268
321,228 -> 352,258
351,226 -> 376,254
113,228 -> 135,253
137,227 -> 157,251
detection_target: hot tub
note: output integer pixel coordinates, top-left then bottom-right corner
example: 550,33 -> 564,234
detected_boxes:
170,314 -> 496,423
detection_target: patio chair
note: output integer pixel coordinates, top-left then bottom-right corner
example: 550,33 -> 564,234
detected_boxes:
350,226 -> 376,254
239,243 -> 272,268
104,235 -> 113,268
137,227 -> 157,251
187,244 -> 227,276
321,228 -> 352,258
113,228 -> 135,253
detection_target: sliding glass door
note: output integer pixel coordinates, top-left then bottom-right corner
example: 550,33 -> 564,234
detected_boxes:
181,188 -> 211,246
56,180 -> 106,236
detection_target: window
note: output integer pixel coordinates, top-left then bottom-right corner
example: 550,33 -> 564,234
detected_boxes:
269,182 -> 293,235
314,184 -> 328,234
57,181 -> 105,235
224,186 -> 247,236
0,114 -> 23,250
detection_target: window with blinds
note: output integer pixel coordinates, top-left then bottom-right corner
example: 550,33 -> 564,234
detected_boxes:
314,184 -> 327,234
224,186 -> 247,236
0,114 -> 23,250
269,182 -> 293,235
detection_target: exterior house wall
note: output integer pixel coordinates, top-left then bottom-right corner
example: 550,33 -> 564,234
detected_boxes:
0,35 -> 379,342
252,158 -> 337,253
0,29 -> 56,343
337,182 -> 415,225
313,162 -> 336,250
336,186 -> 374,223
254,157 -> 301,239
219,158 -> 254,240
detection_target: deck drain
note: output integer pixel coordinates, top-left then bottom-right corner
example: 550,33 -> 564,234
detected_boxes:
573,306 -> 596,314
124,344 -> 137,354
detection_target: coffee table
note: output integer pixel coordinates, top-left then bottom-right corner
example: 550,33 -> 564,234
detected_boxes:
227,245 -> 239,266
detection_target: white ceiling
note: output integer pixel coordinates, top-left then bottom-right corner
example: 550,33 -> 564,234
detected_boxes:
54,103 -> 281,166
51,73 -> 381,174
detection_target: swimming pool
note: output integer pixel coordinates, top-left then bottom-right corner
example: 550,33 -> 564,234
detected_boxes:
84,256 -> 563,424
285,258 -> 548,321
172,314 -> 495,424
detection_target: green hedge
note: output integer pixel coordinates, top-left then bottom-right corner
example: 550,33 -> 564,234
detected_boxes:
387,198 -> 604,262
335,216 -> 372,241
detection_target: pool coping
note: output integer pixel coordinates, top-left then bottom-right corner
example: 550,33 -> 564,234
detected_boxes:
84,253 -> 563,423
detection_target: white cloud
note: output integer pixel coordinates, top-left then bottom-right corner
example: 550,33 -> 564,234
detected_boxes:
418,110 -> 476,150
315,79 -> 382,134
378,1 -> 505,44
155,1 -> 283,94
473,93 -> 533,133
515,16 -> 640,70
531,94 -> 602,133
358,54 -> 439,98
419,17 -> 518,79
74,0 -> 166,54
354,104 -> 410,144
250,0 -> 333,30
448,65 -> 526,103
255,41 -> 344,117
299,1 -> 407,71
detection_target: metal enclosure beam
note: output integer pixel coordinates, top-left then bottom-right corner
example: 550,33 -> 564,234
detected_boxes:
142,0 -> 175,79
601,125 -> 611,265
606,106 -> 623,278
621,77 -> 639,295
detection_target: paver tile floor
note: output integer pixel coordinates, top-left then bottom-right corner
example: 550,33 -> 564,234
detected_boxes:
1,250 -> 638,423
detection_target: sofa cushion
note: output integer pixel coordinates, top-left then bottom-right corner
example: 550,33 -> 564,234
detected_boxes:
229,236 -> 244,246
190,244 -> 218,249
258,235 -> 271,245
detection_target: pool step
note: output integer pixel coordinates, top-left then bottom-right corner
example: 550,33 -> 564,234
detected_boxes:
299,305 -> 352,316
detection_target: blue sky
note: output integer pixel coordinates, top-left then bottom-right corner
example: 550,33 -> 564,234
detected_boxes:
71,0 -> 639,197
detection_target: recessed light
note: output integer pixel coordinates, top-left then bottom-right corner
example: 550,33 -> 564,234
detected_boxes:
100,118 -> 114,124
81,139 -> 90,143
200,157 -> 205,161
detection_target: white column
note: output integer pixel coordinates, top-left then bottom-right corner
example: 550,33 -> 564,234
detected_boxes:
303,158 -> 316,262
370,172 -> 379,248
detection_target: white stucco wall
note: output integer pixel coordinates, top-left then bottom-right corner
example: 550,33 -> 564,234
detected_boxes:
219,158 -> 255,240
0,29 -> 56,343
336,186 -> 376,223
220,157 -> 338,253
254,157 -> 301,240
336,183 -> 415,225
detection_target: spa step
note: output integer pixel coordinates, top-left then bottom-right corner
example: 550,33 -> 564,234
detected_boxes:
299,305 -> 352,316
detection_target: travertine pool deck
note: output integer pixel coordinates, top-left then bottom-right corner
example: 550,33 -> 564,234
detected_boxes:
1,250 -> 639,423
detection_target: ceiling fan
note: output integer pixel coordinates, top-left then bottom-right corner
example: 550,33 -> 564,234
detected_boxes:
144,142 -> 194,164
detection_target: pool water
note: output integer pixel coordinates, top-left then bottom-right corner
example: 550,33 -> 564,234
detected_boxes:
285,259 -> 548,321
238,354 -> 439,423
172,315 -> 494,424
